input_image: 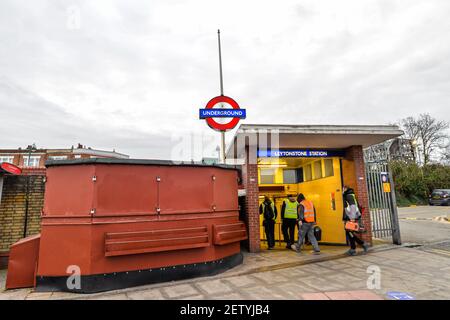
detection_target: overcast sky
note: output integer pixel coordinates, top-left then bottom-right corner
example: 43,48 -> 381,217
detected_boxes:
1,0 -> 449,160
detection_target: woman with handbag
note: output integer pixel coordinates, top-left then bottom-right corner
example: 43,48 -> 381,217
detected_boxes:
343,186 -> 369,256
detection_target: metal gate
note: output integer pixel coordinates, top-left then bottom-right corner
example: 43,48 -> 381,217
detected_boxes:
365,161 -> 402,245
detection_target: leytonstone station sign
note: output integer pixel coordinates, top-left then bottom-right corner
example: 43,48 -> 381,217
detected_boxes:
257,149 -> 346,158
199,95 -> 246,132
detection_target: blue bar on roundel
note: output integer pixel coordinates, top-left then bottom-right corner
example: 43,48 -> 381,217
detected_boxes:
199,109 -> 246,119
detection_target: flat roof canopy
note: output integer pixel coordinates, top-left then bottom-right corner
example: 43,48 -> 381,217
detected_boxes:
226,124 -> 404,159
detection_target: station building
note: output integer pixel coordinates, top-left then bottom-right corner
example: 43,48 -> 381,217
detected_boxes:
226,124 -> 403,252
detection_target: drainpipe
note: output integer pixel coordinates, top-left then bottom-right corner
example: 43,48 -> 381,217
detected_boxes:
0,175 -> 4,208
23,143 -> 36,238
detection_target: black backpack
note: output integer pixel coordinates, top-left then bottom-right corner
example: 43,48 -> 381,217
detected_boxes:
263,203 -> 275,220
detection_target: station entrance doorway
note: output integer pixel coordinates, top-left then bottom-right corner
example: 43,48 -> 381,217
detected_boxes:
258,155 -> 353,248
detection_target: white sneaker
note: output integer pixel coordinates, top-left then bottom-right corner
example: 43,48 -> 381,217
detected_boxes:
291,244 -> 299,252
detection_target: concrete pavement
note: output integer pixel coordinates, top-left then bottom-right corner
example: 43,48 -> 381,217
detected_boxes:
2,243 -> 450,300
2,206 -> 450,300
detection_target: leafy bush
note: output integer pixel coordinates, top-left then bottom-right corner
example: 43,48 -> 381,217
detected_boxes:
389,160 -> 450,205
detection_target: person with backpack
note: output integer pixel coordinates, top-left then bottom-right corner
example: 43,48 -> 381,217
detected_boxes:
343,186 -> 369,256
259,196 -> 277,250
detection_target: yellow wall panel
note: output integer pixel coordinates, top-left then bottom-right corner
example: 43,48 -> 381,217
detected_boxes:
258,157 -> 347,246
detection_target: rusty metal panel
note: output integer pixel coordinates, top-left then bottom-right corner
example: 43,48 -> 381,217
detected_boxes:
5,234 -> 40,289
94,165 -> 158,216
88,217 -> 241,275
36,225 -> 92,276
43,165 -> 95,216
104,226 -> 209,256
213,169 -> 239,212
213,222 -> 247,245
158,166 -> 214,214
26,160 -> 244,292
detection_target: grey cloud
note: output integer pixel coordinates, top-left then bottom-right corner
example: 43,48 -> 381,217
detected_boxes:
0,77 -> 174,158
1,0 -> 450,159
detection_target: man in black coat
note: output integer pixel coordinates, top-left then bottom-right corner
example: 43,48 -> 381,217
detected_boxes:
259,196 -> 277,249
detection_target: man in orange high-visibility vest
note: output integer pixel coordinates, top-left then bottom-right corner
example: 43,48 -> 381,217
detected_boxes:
291,193 -> 320,254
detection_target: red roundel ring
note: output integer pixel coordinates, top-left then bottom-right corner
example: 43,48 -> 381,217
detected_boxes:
0,162 -> 22,175
205,95 -> 241,131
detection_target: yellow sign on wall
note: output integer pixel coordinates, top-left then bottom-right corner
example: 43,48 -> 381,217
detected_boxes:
383,182 -> 391,193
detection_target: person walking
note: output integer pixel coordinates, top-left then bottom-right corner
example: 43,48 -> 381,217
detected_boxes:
281,194 -> 298,249
291,193 -> 320,254
342,186 -> 369,256
259,196 -> 277,250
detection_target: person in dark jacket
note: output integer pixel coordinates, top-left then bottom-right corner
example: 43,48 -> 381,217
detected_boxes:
343,186 -> 369,255
259,196 -> 277,249
280,194 -> 298,249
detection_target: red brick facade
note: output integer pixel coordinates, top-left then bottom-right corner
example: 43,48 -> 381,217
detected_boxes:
243,144 -> 373,252
241,147 -> 260,253
345,146 -> 373,245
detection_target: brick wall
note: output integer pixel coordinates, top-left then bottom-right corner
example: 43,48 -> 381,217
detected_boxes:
0,173 -> 45,255
345,146 -> 373,245
242,147 -> 260,253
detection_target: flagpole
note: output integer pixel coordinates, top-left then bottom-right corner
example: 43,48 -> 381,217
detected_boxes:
217,29 -> 226,164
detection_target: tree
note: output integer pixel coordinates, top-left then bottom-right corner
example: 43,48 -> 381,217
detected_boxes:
441,143 -> 450,165
400,114 -> 449,165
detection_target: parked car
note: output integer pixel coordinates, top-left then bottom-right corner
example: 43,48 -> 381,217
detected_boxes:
429,189 -> 450,206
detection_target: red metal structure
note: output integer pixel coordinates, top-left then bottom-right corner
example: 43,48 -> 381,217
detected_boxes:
6,159 -> 247,293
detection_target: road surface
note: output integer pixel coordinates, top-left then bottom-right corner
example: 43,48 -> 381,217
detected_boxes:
398,206 -> 450,244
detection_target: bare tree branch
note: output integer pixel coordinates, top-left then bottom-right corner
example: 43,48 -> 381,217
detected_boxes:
400,113 -> 449,165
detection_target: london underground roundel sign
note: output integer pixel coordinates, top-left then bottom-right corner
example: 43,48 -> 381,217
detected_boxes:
199,95 -> 246,132
0,162 -> 22,175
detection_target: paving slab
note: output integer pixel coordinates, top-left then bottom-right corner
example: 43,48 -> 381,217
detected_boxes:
241,286 -> 286,300
301,292 -> 329,300
195,280 -> 233,295
26,292 -> 53,300
89,293 -> 129,300
211,292 -> 245,300
162,284 -> 200,299
324,291 -> 354,300
250,271 -> 290,285
127,289 -> 165,300
347,290 -> 383,300
222,275 -> 260,288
